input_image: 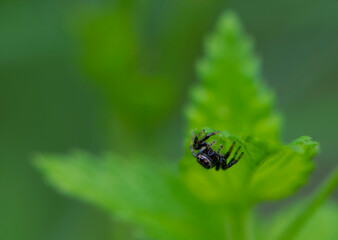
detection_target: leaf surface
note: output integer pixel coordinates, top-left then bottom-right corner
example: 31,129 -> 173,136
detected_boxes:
186,12 -> 281,141
35,152 -> 226,240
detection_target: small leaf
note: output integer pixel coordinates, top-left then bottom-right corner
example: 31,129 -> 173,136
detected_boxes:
181,131 -> 318,205
180,128 -> 273,205
249,136 -> 319,201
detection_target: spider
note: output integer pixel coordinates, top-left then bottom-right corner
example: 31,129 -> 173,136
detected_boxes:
190,129 -> 244,171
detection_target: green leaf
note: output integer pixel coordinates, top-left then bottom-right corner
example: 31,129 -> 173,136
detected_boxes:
181,12 -> 318,206
34,151 -> 227,240
186,11 -> 282,141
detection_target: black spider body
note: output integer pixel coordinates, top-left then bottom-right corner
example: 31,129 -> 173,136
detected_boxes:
194,143 -> 220,169
190,129 -> 244,171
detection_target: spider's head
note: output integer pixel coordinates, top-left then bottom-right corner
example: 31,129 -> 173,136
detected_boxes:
197,154 -> 212,169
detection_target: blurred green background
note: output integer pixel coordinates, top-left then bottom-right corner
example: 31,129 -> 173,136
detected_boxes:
0,0 -> 337,240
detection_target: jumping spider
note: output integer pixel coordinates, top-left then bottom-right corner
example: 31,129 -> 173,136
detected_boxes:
190,129 -> 244,171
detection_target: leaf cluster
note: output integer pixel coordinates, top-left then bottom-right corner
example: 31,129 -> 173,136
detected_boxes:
35,11 -> 337,240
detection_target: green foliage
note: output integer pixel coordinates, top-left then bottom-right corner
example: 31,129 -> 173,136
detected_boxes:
273,167 -> 338,240
35,151 -> 225,240
35,11 -> 336,240
294,202 -> 338,240
262,168 -> 338,240
262,202 -> 338,240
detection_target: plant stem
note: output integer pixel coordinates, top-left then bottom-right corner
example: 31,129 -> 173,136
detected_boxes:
277,167 -> 338,240
225,207 -> 249,240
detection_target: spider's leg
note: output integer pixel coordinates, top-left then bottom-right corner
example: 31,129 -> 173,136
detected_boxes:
223,142 -> 235,160
236,152 -> 244,162
217,144 -> 224,154
220,142 -> 235,169
208,140 -> 216,147
232,146 -> 241,159
215,144 -> 223,171
198,131 -> 220,146
190,132 -> 197,156
190,144 -> 197,157
215,161 -> 220,171
193,129 -> 205,149
223,147 -> 244,170
196,147 -> 207,156
196,129 -> 205,138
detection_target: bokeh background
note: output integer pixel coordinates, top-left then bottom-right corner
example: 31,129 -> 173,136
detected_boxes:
0,0 -> 337,240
